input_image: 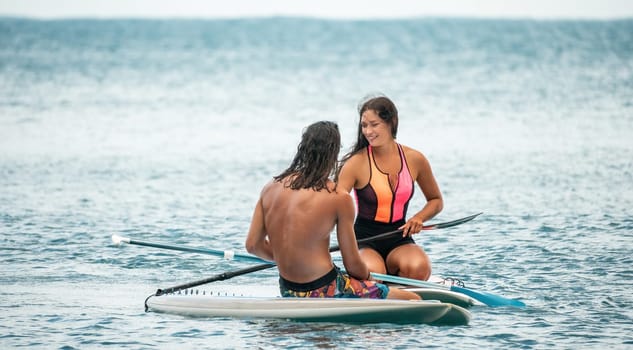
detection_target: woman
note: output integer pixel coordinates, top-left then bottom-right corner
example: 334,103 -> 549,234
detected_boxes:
337,95 -> 443,281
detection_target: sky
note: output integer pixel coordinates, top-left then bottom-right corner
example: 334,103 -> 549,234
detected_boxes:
1,0 -> 632,20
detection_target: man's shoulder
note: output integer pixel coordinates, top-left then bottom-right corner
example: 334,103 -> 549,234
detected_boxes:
260,178 -> 284,196
316,182 -> 349,199
331,187 -> 354,203
261,179 -> 277,190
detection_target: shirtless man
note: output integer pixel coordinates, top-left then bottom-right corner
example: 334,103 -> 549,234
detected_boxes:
245,121 -> 419,300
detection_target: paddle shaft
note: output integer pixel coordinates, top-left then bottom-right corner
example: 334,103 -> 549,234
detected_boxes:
114,236 -> 266,264
155,263 -> 276,296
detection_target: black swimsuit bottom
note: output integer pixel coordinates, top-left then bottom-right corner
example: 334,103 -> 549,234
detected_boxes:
278,266 -> 338,292
354,217 -> 415,260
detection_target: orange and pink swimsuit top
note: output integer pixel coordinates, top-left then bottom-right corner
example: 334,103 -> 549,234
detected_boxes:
354,144 -> 414,223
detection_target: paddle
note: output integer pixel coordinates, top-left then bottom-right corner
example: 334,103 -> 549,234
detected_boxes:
370,273 -> 526,308
330,212 -> 482,251
123,213 -> 483,297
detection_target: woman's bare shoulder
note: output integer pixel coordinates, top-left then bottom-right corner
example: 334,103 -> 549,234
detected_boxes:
400,144 -> 429,164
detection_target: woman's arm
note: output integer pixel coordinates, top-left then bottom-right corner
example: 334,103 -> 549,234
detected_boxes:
400,149 -> 443,236
337,152 -> 365,192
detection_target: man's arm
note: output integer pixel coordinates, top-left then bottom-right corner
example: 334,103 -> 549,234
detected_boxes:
336,192 -> 370,280
245,197 -> 274,261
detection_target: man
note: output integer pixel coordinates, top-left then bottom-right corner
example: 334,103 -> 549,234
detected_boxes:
245,121 -> 419,300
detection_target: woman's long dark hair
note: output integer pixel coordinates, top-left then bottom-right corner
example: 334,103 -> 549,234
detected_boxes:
339,95 -> 399,165
274,121 -> 340,191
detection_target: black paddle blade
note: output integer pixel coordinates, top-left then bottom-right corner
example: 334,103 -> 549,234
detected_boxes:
329,213 -> 483,252
423,212 -> 483,230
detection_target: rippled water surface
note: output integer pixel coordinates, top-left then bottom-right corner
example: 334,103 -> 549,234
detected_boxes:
1,18 -> 632,349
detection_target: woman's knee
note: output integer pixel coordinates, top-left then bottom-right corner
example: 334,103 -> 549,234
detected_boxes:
402,260 -> 431,280
360,248 -> 387,274
388,247 -> 432,280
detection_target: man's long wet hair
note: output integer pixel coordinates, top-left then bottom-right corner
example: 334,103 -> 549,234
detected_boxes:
274,121 -> 340,191
339,94 -> 399,165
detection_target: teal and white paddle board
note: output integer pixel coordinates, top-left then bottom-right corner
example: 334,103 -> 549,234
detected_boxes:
145,294 -> 470,325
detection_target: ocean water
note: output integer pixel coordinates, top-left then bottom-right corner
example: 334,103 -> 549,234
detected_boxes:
1,17 -> 632,349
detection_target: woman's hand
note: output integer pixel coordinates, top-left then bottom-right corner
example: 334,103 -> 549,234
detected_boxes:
400,215 -> 424,236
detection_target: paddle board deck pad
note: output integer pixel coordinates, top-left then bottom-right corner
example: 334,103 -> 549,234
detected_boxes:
145,294 -> 471,325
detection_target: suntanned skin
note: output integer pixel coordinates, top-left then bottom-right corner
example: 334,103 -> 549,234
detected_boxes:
337,109 -> 443,280
245,176 -> 420,300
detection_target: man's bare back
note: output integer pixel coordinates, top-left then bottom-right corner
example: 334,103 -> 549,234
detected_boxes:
246,177 -> 367,283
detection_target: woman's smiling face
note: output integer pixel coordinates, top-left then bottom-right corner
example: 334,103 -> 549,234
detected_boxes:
360,109 -> 392,147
